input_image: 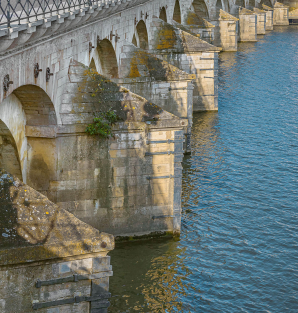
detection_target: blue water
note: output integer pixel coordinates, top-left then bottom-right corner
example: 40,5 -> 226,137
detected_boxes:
109,26 -> 298,312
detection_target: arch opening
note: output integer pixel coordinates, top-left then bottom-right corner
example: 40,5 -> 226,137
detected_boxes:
136,20 -> 149,50
222,0 -> 230,12
235,0 -> 245,7
132,34 -> 137,46
173,0 -> 182,23
0,119 -> 22,180
192,0 -> 209,19
90,58 -> 97,70
258,0 -> 272,7
215,0 -> 223,17
0,85 -> 58,191
246,0 -> 255,8
97,39 -> 119,79
13,85 -> 57,126
159,7 -> 167,22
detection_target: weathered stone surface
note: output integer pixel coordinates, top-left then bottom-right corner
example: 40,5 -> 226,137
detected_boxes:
150,17 -> 220,111
262,5 -> 274,31
218,10 -> 238,51
273,2 -> 290,25
239,8 -> 257,42
0,168 -> 114,266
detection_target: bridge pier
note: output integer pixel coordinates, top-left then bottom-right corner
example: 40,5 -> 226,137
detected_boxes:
150,17 -> 220,112
254,8 -> 267,35
0,169 -> 114,313
273,2 -> 290,25
218,10 -> 239,51
116,43 -> 194,153
262,5 -> 274,31
238,8 -> 257,42
183,10 -> 215,44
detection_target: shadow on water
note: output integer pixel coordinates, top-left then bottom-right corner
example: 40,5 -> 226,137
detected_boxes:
109,238 -> 190,312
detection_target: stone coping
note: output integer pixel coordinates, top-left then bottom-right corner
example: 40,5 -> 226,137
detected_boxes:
219,9 -> 239,21
274,2 -> 289,8
254,8 -> 266,14
262,4 -> 273,11
239,8 -> 256,15
0,170 -> 114,266
185,11 -> 215,28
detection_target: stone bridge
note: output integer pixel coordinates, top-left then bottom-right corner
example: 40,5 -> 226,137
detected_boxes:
0,0 -> 291,241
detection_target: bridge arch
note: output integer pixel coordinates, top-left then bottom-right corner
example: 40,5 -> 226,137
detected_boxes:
215,0 -> 223,18
235,0 -> 245,7
0,85 -> 57,190
192,0 -> 209,19
222,0 -> 230,12
258,0 -> 272,7
246,0 -> 255,8
97,39 -> 119,78
159,7 -> 167,22
0,119 -> 22,180
132,34 -> 137,46
135,20 -> 149,50
173,0 -> 182,23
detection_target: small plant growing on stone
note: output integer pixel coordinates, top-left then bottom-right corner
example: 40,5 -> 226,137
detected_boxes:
85,110 -> 119,138
80,66 -> 122,138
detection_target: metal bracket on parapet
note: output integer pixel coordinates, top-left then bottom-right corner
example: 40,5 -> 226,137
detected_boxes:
35,271 -> 113,288
34,63 -> 42,78
3,74 -> 13,92
46,67 -> 53,82
32,293 -> 111,310
89,42 -> 95,53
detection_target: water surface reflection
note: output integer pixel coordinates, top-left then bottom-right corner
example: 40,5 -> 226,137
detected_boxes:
109,26 -> 298,312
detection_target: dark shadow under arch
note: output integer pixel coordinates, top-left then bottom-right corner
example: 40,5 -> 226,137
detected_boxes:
132,34 -> 137,46
97,39 -> 119,78
136,20 -> 149,50
13,85 -> 57,126
90,58 -> 97,70
216,0 -> 223,18
10,85 -> 57,192
235,0 -> 245,7
258,0 -> 272,7
159,7 -> 167,22
173,0 -> 182,23
0,119 -> 22,180
222,0 -> 229,12
193,0 -> 209,19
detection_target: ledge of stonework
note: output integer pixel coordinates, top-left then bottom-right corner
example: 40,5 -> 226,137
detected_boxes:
184,11 -> 215,28
219,9 -> 239,21
274,1 -> 289,8
0,169 -> 114,266
150,17 -> 221,53
67,59 -> 186,125
262,4 -> 273,10
254,8 -> 266,14
239,8 -> 256,15
118,42 -> 195,81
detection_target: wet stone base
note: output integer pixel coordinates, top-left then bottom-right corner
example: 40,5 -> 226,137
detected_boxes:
0,256 -> 112,313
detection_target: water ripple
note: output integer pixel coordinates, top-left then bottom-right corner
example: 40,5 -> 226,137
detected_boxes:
109,26 -> 298,312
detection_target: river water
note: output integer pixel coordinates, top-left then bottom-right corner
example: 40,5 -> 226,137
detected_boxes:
109,26 -> 298,312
